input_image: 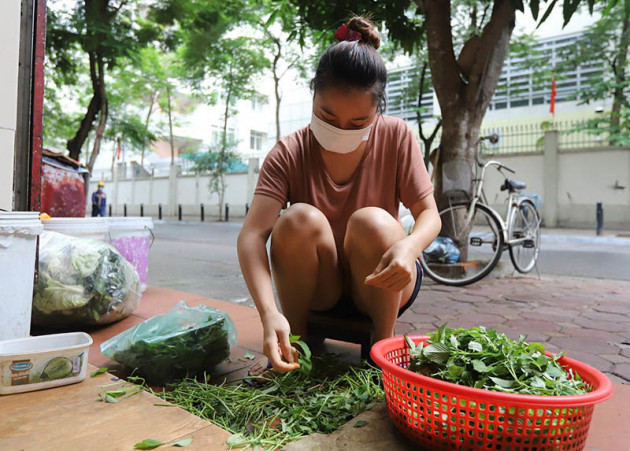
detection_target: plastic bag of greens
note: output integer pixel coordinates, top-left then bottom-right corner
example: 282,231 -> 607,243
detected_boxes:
100,301 -> 236,384
32,231 -> 140,327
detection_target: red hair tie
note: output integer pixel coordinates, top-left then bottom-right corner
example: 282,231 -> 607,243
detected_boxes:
333,24 -> 362,42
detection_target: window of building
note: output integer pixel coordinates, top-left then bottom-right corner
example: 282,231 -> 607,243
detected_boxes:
251,95 -> 268,112
211,126 -> 237,146
250,131 -> 266,150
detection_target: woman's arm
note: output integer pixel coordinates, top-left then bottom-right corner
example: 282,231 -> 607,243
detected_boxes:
405,194 -> 442,255
365,195 -> 441,291
236,194 -> 299,373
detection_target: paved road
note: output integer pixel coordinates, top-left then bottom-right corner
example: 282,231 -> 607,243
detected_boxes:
148,221 -> 630,305
148,221 -> 253,306
538,233 -> 630,279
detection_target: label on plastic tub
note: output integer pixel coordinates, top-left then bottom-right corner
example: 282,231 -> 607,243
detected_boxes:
9,360 -> 32,385
2,352 -> 85,387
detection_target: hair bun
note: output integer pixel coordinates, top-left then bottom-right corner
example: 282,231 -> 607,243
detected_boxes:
347,16 -> 380,50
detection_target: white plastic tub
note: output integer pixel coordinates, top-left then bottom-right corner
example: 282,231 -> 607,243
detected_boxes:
0,332 -> 93,395
107,217 -> 154,291
41,217 -> 109,241
0,212 -> 43,341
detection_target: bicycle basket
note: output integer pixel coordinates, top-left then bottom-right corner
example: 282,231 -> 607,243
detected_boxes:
442,160 -> 472,201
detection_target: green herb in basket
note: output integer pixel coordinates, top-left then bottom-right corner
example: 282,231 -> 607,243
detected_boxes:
405,324 -> 590,396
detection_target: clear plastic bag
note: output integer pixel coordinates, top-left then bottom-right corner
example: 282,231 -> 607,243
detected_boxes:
32,231 -> 140,327
100,301 -> 236,384
423,236 -> 461,263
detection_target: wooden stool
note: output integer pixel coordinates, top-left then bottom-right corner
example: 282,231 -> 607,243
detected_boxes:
306,309 -> 374,361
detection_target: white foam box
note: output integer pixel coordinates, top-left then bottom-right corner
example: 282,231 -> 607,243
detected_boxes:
0,332 -> 93,395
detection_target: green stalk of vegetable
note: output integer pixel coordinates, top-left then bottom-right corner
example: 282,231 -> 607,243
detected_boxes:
134,342 -> 383,450
405,324 -> 590,396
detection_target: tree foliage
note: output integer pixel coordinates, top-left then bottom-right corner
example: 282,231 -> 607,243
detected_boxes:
558,1 -> 630,145
46,0 -> 155,168
284,0 -> 591,206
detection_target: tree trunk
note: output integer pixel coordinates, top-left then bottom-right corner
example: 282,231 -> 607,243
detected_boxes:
416,62 -> 442,169
67,52 -> 101,161
167,83 -> 175,166
217,63 -> 234,222
87,54 -> 108,173
68,0 -> 111,161
273,41 -> 282,141
110,139 -> 118,176
417,0 -> 515,208
141,90 -> 158,166
610,9 -> 630,143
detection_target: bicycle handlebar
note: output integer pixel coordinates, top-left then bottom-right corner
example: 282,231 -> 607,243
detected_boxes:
475,134 -> 516,174
485,160 -> 516,174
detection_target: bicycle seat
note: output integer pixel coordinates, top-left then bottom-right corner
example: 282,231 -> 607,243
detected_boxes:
500,178 -> 527,192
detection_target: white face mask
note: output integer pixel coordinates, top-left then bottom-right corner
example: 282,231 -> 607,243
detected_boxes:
310,113 -> 374,154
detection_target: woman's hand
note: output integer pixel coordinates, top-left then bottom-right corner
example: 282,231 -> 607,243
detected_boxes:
261,311 -> 301,374
364,239 -> 416,292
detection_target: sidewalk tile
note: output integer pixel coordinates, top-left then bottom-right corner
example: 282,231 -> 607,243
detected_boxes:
410,323 -> 439,333
133,286 -> 209,319
234,316 -> 264,353
449,293 -> 491,304
582,310 -> 630,323
562,327 -> 626,343
503,319 -> 560,336
557,350 -> 613,373
613,363 -> 630,382
394,322 -> 414,335
549,337 -> 619,355
601,354 -> 630,364
573,316 -> 629,332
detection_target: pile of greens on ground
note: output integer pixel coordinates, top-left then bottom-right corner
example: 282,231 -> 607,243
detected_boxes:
144,339 -> 383,450
101,301 -> 235,385
405,324 -> 590,396
33,231 -> 140,326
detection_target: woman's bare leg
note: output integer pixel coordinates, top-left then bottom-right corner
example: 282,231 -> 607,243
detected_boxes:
270,203 -> 342,340
344,207 -> 416,342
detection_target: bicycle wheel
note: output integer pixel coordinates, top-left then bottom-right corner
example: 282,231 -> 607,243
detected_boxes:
421,203 -> 504,286
508,199 -> 540,273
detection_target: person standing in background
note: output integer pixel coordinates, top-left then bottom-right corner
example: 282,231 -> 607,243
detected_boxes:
91,181 -> 107,217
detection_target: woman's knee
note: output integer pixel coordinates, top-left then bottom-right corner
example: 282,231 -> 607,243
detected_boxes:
345,207 -> 403,253
271,203 -> 330,256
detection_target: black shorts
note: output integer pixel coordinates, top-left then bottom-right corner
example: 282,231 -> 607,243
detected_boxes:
312,260 -> 422,319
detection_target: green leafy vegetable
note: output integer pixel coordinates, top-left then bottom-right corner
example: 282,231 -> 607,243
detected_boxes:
133,436 -> 194,449
32,231 -> 140,326
172,437 -> 194,447
405,324 -> 590,396
353,420 -> 369,428
139,352 -> 383,450
100,301 -> 235,385
134,439 -> 164,449
98,381 -> 143,403
90,367 -> 109,377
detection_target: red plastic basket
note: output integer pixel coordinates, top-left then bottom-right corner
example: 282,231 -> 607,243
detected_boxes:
371,335 -> 613,451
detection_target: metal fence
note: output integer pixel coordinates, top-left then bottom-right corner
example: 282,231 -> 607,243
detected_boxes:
475,120 -> 612,155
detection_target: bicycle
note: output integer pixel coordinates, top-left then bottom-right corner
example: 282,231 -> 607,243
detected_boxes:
420,135 -> 541,286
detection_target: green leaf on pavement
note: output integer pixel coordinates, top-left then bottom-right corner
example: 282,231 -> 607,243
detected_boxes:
134,439 -> 164,449
90,367 -> 108,377
172,437 -> 194,447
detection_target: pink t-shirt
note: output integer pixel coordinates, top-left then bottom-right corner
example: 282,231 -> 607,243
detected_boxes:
255,114 -> 434,253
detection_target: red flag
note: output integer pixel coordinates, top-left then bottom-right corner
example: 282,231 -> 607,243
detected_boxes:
116,142 -> 122,160
550,76 -> 557,114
